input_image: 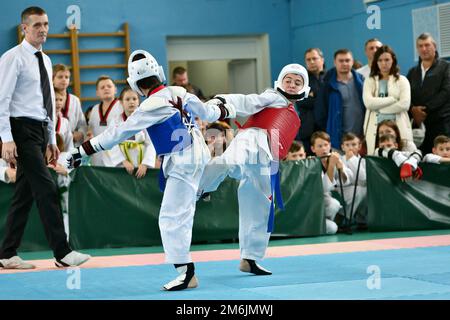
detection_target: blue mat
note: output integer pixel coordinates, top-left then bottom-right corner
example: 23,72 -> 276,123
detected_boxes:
1,246 -> 450,300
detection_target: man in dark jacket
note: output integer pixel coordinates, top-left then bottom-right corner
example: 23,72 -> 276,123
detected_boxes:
407,33 -> 450,154
315,49 -> 365,150
172,66 -> 206,101
295,48 -> 326,155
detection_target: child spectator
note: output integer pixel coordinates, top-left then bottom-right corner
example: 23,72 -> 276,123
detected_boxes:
195,116 -> 208,138
311,131 -> 353,234
205,121 -> 233,157
375,120 -> 418,153
109,87 -> 158,177
87,75 -> 123,166
54,90 -> 73,152
47,90 -> 76,238
52,64 -> 87,147
47,133 -> 71,239
339,133 -> 367,229
84,105 -> 94,126
422,135 -> 450,164
285,140 -> 306,161
376,134 -> 423,181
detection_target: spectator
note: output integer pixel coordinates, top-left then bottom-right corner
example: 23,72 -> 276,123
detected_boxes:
49,90 -> 75,239
375,119 -> 417,153
422,135 -> 450,164
315,49 -> 365,149
352,60 -> 363,70
205,121 -> 233,157
84,105 -> 94,126
376,133 -> 423,181
47,133 -> 71,239
52,64 -> 87,147
407,33 -> 450,154
172,66 -> 206,101
339,132 -> 367,229
53,90 -> 73,152
284,140 -> 306,161
194,116 -> 208,138
310,131 -> 352,235
109,87 -> 157,176
357,38 -> 383,79
295,48 -> 326,155
87,75 -> 123,166
363,45 -> 413,155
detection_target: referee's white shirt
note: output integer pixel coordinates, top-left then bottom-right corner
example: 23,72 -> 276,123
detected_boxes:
0,39 -> 56,144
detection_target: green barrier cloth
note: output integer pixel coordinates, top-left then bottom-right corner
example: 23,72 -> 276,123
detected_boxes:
366,156 -> 450,231
68,158 -> 325,249
3,157 -> 449,252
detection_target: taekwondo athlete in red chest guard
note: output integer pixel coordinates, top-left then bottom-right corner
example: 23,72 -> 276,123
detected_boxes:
198,63 -> 310,276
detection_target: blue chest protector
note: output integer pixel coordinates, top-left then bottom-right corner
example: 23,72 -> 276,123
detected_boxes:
146,111 -> 193,156
146,110 -> 196,192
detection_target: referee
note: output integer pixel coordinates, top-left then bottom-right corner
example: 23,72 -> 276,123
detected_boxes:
0,7 -> 90,269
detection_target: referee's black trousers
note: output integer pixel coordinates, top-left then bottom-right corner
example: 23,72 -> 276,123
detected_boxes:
0,118 -> 71,260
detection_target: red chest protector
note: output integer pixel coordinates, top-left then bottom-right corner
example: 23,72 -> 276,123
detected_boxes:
240,104 -> 301,160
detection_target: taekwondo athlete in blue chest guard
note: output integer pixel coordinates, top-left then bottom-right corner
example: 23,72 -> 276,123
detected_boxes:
66,49 -> 236,291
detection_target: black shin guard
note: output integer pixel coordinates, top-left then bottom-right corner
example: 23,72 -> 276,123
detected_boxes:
242,259 -> 272,275
163,262 -> 196,291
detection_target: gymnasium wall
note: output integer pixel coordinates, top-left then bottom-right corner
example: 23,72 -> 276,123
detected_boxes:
290,0 -> 450,74
1,0 -> 450,103
0,0 -> 292,104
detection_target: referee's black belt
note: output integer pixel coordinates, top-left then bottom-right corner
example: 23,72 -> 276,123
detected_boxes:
11,117 -> 48,127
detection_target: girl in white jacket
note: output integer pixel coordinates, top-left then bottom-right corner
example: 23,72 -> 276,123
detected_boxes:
363,45 -> 414,155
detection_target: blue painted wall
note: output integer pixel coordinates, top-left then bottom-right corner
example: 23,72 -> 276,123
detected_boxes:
1,0 -> 449,105
291,0 -> 450,75
0,0 -> 292,105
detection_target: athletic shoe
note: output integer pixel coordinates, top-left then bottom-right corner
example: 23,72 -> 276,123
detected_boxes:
55,251 -> 91,268
0,256 -> 36,269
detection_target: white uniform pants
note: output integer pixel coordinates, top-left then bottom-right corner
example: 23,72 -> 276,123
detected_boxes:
159,172 -> 203,264
324,193 -> 340,234
199,129 -> 272,260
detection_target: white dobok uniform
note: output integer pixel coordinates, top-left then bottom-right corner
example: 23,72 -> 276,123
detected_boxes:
322,163 -> 353,234
62,93 -> 87,147
198,88 -> 294,261
56,115 -> 74,152
108,113 -> 157,168
339,154 -> 367,223
88,99 -> 123,166
90,86 -> 221,264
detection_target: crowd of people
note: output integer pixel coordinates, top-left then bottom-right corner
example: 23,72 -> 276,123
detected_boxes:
287,34 -> 450,233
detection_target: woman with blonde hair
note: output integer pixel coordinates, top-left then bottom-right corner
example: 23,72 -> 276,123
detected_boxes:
363,45 -> 414,155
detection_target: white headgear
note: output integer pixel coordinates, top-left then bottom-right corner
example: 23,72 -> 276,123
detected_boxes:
274,63 -> 310,100
127,50 -> 166,96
